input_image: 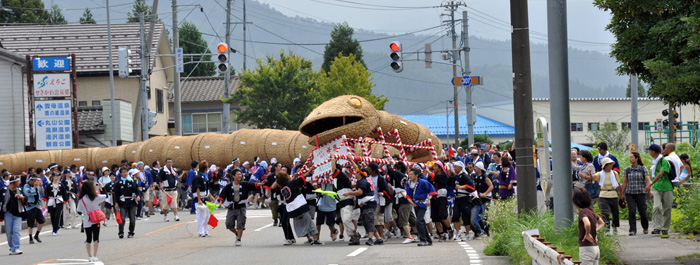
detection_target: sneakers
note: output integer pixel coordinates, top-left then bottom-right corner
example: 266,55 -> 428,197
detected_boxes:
365,238 -> 374,246
348,235 -> 361,245
235,240 -> 242,246
34,232 -> 42,243
463,233 -> 471,241
164,216 -> 170,222
402,238 -> 414,244
52,232 -> 57,236
283,239 -> 294,245
660,230 -> 669,238
128,233 -> 134,238
651,229 -> 661,235
375,239 -> 384,245
339,234 -> 345,241
175,216 -> 180,221
304,239 -> 314,245
311,240 -> 324,245
118,233 -> 124,239
29,238 -> 34,244
643,229 -> 649,234
273,220 -> 278,227
448,230 -> 454,241
9,249 -> 23,255
418,241 -> 430,246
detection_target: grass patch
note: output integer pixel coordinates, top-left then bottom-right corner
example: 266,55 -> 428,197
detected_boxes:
675,253 -> 700,264
483,199 -> 621,264
672,185 -> 700,235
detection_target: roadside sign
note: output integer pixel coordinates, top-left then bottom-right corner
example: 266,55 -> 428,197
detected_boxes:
35,100 -> 72,150
451,76 -> 482,86
176,48 -> 184,73
33,73 -> 71,97
33,56 -> 70,71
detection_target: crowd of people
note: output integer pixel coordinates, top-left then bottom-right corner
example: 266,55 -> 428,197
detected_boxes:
0,140 -> 693,263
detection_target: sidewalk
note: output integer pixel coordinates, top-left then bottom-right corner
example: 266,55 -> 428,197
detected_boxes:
617,219 -> 700,264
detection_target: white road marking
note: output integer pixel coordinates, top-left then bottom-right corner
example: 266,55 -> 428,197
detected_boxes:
347,247 -> 368,257
0,230 -> 51,246
254,223 -> 274,232
41,259 -> 104,265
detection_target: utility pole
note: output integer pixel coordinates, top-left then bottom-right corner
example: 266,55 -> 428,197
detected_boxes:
463,10 -> 474,146
446,100 -> 452,146
242,0 -> 247,71
445,1 -> 460,148
510,0 -> 537,214
631,74 -> 638,149
547,0 -> 573,228
172,0 -> 182,136
669,103 -> 676,143
222,0 -> 231,134
106,0 -> 117,146
139,13 -> 149,141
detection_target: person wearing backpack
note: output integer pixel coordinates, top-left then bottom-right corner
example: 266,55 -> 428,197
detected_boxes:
662,143 -> 682,207
645,144 -> 673,238
76,180 -> 106,262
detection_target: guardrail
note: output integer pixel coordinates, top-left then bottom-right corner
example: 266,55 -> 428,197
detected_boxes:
522,229 -> 578,265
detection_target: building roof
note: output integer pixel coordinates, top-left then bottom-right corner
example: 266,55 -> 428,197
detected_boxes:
0,23 -> 166,74
533,97 -> 661,101
169,76 -> 239,103
399,114 -> 515,138
0,47 -> 23,64
77,106 -> 104,133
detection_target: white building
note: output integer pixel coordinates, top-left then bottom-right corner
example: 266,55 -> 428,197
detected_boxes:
0,48 -> 26,154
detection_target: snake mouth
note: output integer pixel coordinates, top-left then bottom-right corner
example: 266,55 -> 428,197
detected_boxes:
299,116 -> 363,136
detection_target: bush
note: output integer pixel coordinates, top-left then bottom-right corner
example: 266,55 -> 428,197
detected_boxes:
672,185 -> 700,235
484,199 -> 621,264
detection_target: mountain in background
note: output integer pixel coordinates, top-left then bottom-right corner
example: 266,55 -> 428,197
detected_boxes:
49,0 -> 628,114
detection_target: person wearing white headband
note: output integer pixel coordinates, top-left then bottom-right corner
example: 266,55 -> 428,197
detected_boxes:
2,176 -> 26,255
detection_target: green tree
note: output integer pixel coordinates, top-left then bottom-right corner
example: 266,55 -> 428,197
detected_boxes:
127,0 -> 153,23
0,0 -> 50,24
321,22 -> 365,73
179,21 -> 215,77
459,131 -> 494,150
225,50 -> 320,129
318,54 -> 388,110
587,121 -> 630,153
79,8 -> 96,24
593,1 -> 700,105
625,77 -> 646,98
49,4 -> 66,24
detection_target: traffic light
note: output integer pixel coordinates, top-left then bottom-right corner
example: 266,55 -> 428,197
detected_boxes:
389,41 -> 403,73
118,47 -> 133,78
148,110 -> 157,129
216,42 -> 229,74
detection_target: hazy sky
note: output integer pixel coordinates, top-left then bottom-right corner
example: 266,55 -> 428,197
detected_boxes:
51,0 -> 615,53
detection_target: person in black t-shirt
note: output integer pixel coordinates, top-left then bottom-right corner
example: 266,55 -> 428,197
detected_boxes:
271,170 -> 322,245
218,169 -> 262,246
1,176 -> 26,255
158,159 -> 180,222
192,161 -> 215,237
114,168 -> 141,239
343,161 -> 377,246
452,161 -> 475,241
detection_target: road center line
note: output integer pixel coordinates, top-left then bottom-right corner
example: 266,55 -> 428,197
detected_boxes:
347,247 -> 368,257
254,223 -> 274,232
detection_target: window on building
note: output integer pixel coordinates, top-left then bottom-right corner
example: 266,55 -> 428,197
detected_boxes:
570,123 -> 583,132
91,100 -> 101,106
156,89 -> 164,113
182,112 -> 222,134
588,122 -> 600,131
638,122 -> 650,130
147,86 -> 151,100
78,101 -> 87,106
621,122 -> 632,130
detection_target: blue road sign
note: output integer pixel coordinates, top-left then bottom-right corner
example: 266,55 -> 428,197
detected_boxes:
34,99 -> 72,150
462,75 -> 471,86
33,57 -> 70,71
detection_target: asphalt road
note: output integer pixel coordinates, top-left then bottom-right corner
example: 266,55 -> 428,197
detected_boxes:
1,208 -> 509,265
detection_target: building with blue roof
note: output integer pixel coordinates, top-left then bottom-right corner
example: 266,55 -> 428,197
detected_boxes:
399,114 -> 515,148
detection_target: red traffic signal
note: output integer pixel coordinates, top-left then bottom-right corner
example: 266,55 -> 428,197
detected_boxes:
217,43 -> 228,53
390,42 -> 400,52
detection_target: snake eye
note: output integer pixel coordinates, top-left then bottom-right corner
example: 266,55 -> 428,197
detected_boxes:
349,97 -> 362,107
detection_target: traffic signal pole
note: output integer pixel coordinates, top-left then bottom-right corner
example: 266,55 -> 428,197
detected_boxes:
463,10 -> 474,147
139,13 -> 149,141
448,1 -> 460,148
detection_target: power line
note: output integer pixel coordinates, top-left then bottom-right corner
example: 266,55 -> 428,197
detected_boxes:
330,0 -> 436,9
252,24 -> 324,55
310,0 -> 435,11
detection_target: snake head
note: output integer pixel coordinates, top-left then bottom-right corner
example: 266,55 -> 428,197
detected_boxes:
299,95 -> 380,144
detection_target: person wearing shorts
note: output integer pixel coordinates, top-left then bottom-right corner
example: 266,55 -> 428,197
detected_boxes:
218,169 -> 262,246
343,163 -> 378,246
23,176 -> 45,244
315,181 -> 338,242
158,159 -> 180,222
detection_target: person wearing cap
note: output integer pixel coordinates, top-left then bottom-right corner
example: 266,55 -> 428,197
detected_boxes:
661,143 -> 683,207
61,168 -> 80,229
158,158 -> 180,222
0,175 -> 26,255
471,162 -> 493,238
469,149 -> 483,165
428,160 -> 451,241
192,161 -> 215,237
645,144 -> 673,238
451,161 -> 474,241
134,161 -> 154,218
23,175 -> 46,244
592,142 -> 620,173
405,167 -> 436,246
100,170 -> 117,226
291,158 -> 302,175
46,171 -> 68,235
587,157 -> 622,235
114,167 -> 142,238
485,152 -> 502,200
